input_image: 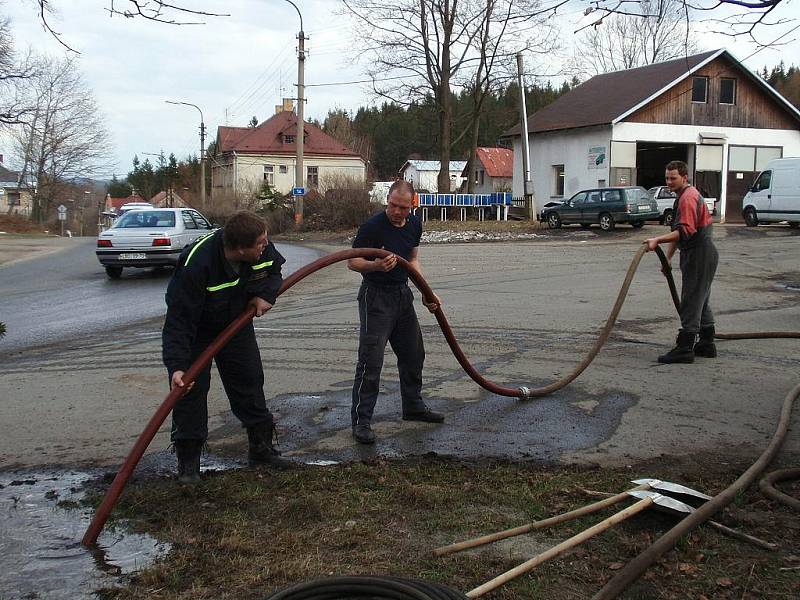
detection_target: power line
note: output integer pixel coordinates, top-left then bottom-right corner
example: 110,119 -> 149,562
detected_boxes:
305,74 -> 408,88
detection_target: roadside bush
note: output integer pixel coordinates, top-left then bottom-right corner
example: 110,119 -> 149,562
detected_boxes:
301,188 -> 372,231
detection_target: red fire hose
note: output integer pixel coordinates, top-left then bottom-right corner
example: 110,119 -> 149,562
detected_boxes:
82,245 -> 800,547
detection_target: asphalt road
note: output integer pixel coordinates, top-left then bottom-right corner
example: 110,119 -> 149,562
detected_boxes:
0,238 -> 321,352
1,224 -> 799,472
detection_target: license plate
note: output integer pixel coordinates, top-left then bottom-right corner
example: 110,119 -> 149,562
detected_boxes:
119,252 -> 147,260
638,205 -> 651,210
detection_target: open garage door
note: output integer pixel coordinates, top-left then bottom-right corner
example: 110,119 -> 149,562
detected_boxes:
635,142 -> 690,190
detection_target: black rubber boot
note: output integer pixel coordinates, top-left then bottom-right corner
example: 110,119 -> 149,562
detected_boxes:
175,439 -> 203,484
694,326 -> 717,358
352,423 -> 376,444
247,422 -> 293,469
657,330 -> 696,364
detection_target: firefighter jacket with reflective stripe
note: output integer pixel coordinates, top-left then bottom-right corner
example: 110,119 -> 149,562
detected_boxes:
162,228 -> 285,373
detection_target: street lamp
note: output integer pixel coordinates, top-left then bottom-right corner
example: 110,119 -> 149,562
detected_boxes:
165,100 -> 206,210
283,0 -> 306,226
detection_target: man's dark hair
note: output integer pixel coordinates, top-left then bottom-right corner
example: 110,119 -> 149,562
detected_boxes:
388,179 -> 415,198
223,210 -> 267,249
666,160 -> 689,177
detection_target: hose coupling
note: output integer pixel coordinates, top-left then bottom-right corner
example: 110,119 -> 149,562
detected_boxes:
518,386 -> 531,400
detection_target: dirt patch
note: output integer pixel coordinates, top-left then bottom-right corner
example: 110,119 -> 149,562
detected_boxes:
92,455 -> 799,599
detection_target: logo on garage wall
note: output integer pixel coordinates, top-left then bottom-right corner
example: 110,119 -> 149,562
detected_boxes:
588,146 -> 606,170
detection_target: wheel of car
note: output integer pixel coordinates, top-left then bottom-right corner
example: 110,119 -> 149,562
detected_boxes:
631,220 -> 645,229
662,210 -> 674,227
743,207 -> 759,227
105,266 -> 123,279
547,212 -> 562,229
599,213 -> 615,231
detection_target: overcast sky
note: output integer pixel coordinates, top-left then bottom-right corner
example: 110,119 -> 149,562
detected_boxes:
2,0 -> 799,179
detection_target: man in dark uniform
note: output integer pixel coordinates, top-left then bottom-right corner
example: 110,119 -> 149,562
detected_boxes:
645,160 -> 719,363
162,210 -> 290,482
348,180 -> 443,445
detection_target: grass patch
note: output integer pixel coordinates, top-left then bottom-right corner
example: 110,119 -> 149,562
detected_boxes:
93,457 -> 800,599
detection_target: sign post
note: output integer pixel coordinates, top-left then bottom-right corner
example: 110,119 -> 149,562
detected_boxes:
57,204 -> 67,236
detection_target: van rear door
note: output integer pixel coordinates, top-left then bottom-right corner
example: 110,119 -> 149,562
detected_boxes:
770,164 -> 800,222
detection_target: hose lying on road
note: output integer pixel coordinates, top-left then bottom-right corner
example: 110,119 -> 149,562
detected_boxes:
82,244 -> 800,557
264,575 -> 468,600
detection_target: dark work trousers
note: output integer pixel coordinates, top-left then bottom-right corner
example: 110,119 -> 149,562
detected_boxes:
351,282 -> 426,426
678,237 -> 718,334
170,323 -> 272,442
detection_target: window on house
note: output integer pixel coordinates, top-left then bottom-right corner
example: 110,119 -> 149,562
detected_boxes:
284,134 -> 295,144
263,164 -> 274,185
479,170 -> 485,186
691,77 -> 709,103
720,78 -> 736,105
6,192 -> 20,205
307,166 -> 319,188
279,165 -> 288,174
553,165 -> 565,196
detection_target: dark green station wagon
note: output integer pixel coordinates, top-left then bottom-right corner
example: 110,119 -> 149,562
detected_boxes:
539,187 -> 660,231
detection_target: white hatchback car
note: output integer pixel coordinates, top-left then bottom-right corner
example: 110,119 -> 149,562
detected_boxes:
96,207 -> 215,278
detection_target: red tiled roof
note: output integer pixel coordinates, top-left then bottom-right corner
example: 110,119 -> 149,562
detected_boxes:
476,147 -> 513,177
216,111 -> 361,157
106,193 -> 146,210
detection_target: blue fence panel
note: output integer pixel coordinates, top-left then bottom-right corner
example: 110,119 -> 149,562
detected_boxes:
456,194 -> 474,206
439,194 -> 454,206
419,193 -> 435,206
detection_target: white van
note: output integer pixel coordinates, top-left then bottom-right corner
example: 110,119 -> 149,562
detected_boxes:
742,158 -> 800,228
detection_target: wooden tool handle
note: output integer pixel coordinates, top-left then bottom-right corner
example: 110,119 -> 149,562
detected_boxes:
434,483 -> 649,557
466,497 -> 653,598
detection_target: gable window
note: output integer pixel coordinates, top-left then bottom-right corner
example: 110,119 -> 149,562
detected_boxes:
691,76 -> 708,103
553,165 -> 565,196
306,165 -> 319,188
720,78 -> 736,105
263,164 -> 274,185
283,134 -> 295,144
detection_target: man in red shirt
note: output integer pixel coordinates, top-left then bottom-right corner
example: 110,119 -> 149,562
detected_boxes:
644,160 -> 719,363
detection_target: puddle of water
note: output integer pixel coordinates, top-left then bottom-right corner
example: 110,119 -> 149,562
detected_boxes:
0,470 -> 169,600
774,282 -> 800,291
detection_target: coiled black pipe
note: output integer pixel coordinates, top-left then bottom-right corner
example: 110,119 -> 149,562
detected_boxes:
264,575 -> 468,600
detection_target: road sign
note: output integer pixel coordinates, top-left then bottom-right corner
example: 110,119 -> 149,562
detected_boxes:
57,204 -> 67,220
292,187 -> 306,197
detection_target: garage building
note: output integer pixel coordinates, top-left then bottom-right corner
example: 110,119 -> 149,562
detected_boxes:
504,49 -> 800,222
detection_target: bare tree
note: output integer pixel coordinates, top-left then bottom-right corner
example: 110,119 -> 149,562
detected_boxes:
0,16 -> 37,128
458,0 -> 556,192
573,0 -> 698,76
342,0 -> 553,192
13,55 -> 113,223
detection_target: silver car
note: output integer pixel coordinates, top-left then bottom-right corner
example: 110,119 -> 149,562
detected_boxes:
96,207 -> 214,278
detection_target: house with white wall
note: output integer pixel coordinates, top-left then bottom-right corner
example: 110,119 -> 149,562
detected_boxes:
0,156 -> 35,217
211,110 -> 366,198
400,160 -> 467,192
504,49 -> 800,222
461,147 -> 513,193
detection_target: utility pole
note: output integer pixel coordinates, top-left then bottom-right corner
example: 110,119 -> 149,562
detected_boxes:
516,53 -> 535,221
285,0 -> 306,226
165,100 -> 206,209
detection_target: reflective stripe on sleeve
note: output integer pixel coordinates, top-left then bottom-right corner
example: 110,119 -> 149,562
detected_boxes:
185,234 -> 213,266
252,260 -> 274,271
206,278 -> 240,292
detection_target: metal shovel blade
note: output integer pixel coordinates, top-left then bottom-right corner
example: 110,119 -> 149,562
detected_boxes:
628,490 -> 695,514
631,478 -> 712,501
